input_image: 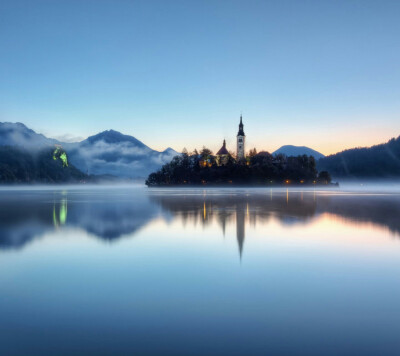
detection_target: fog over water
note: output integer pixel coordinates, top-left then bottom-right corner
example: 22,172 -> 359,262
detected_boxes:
1,183 -> 400,355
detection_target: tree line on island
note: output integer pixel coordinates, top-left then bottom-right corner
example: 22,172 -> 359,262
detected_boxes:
146,147 -> 333,186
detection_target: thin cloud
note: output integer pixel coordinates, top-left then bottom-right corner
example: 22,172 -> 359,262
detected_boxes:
51,134 -> 85,143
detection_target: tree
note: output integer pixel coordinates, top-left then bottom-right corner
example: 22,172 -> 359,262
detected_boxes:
200,146 -> 213,159
248,148 -> 257,158
318,171 -> 331,184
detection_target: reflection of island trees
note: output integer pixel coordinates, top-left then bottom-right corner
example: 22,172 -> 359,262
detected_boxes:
150,190 -> 400,256
149,191 -> 318,258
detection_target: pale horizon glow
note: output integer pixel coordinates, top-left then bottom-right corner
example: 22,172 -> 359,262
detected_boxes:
1,0 -> 399,156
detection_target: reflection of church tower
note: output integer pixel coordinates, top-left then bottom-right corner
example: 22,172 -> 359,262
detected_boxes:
236,205 -> 245,259
237,115 -> 245,160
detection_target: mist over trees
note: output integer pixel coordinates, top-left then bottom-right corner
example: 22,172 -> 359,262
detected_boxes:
317,136 -> 400,178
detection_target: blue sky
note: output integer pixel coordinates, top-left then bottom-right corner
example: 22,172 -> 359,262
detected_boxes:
1,0 -> 399,154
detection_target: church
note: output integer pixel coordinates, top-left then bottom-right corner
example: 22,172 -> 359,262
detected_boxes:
216,115 -> 246,165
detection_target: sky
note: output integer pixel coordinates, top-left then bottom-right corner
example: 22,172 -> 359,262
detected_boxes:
1,0 -> 399,155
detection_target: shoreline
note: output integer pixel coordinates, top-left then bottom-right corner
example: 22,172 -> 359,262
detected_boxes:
147,182 -> 340,188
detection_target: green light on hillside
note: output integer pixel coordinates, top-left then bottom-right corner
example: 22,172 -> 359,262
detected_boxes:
53,147 -> 68,167
60,152 -> 68,167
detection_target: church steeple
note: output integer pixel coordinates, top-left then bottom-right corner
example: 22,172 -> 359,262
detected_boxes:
236,114 -> 245,160
237,115 -> 245,136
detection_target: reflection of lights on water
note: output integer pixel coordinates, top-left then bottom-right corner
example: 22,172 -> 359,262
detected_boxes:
53,205 -> 57,227
246,203 -> 249,217
60,199 -> 67,225
203,201 -> 206,220
53,198 -> 68,227
286,189 -> 289,204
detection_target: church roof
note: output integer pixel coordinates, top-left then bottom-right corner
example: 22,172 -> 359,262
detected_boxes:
216,139 -> 229,155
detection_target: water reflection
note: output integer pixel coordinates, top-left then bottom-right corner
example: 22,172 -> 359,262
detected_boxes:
53,194 -> 68,227
1,187 -> 400,254
0,188 -> 159,249
2,187 -> 400,356
149,189 -> 400,238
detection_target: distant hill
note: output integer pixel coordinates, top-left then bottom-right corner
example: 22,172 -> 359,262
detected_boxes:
0,146 -> 87,183
0,122 -> 179,179
273,145 -> 325,160
317,136 -> 400,178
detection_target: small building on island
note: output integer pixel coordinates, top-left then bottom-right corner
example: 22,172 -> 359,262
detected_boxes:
198,115 -> 247,167
216,139 -> 229,166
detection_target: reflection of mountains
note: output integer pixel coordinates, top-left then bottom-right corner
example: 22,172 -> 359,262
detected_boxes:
1,189 -> 400,251
149,191 -> 318,258
0,190 -> 158,250
319,193 -> 400,235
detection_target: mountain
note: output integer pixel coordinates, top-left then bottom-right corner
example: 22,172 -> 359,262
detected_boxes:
317,136 -> 400,179
273,145 -> 325,160
0,122 -> 179,179
0,146 -> 87,183
0,122 -> 58,149
65,130 -> 178,178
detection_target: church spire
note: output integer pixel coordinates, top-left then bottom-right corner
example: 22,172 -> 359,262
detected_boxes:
237,114 -> 245,136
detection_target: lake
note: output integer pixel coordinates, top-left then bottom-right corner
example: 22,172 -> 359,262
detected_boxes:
1,184 -> 400,356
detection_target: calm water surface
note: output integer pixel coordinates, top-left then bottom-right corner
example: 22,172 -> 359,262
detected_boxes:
1,185 -> 400,356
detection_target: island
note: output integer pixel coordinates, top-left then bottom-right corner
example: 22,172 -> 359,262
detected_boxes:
146,115 -> 334,187
145,147 -> 334,187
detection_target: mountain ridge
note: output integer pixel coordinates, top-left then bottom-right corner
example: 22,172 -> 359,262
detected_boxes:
317,136 -> 400,178
273,145 -> 325,160
0,122 -> 178,179
2,121 -> 400,180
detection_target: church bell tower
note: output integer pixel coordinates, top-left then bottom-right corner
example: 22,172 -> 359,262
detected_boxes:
236,115 -> 245,160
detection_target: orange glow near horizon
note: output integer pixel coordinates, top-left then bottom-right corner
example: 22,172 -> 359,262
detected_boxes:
152,126 -> 398,157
